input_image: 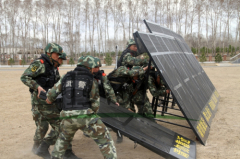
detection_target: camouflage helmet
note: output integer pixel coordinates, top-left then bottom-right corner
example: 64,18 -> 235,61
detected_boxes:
59,52 -> 67,60
77,55 -> 99,68
44,43 -> 63,55
126,39 -> 136,48
94,57 -> 102,67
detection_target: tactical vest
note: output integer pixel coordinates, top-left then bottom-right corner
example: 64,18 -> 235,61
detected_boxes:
30,54 -> 57,93
61,66 -> 93,110
107,70 -> 131,92
117,49 -> 137,69
94,70 -> 106,98
132,79 -> 145,92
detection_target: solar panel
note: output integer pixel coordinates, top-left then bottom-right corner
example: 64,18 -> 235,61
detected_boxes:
134,20 -> 220,145
99,97 -> 197,159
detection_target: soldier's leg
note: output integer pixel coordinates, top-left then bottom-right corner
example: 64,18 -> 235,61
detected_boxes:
38,105 -> 78,159
132,91 -> 153,116
116,92 -> 126,108
83,118 -> 117,159
51,116 -> 78,159
38,104 -> 61,144
32,105 -> 49,142
31,105 -> 49,153
143,96 -> 153,116
36,104 -> 61,159
116,90 -> 130,110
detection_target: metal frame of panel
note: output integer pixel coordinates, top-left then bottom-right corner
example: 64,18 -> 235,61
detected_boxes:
133,29 -> 220,145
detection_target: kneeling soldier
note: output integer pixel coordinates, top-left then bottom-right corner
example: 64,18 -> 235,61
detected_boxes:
46,55 -> 117,159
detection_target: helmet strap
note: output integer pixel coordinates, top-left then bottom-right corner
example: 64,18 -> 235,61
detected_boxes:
46,53 -> 59,67
52,59 -> 60,68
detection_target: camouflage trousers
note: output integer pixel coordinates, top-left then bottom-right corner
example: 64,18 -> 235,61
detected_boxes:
116,90 -> 130,109
33,105 -> 73,150
31,105 -> 50,143
36,104 -> 61,145
51,109 -> 117,159
131,90 -> 153,116
116,90 -> 152,115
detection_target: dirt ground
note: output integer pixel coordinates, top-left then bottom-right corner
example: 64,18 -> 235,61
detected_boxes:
0,66 -> 239,159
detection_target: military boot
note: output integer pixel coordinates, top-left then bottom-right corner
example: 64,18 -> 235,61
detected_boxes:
36,141 -> 51,159
63,149 -> 81,159
32,141 -> 40,154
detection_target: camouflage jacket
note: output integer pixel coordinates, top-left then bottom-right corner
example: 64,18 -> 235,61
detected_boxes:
20,57 -> 60,105
148,75 -> 166,97
102,75 -> 117,103
121,53 -> 148,67
110,66 -> 145,78
47,75 -> 100,114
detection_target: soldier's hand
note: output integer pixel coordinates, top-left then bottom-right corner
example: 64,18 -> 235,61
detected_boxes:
166,89 -> 170,94
37,86 -> 46,98
46,98 -> 52,104
128,108 -> 134,112
115,102 -> 119,106
143,66 -> 148,71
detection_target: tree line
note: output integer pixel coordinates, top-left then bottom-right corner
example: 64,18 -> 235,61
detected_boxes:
1,0 -> 240,61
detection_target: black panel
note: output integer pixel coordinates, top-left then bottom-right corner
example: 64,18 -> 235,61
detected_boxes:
99,97 -> 196,159
156,36 -> 169,52
133,33 -> 148,55
135,23 -> 220,145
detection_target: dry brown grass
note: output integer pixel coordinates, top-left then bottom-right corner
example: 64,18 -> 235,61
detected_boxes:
0,66 -> 239,159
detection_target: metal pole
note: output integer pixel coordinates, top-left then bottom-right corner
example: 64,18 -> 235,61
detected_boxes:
154,97 -> 159,117
115,45 -> 118,69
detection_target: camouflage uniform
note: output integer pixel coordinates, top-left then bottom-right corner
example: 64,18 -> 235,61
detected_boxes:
128,68 -> 167,116
116,39 -> 149,111
108,66 -> 146,109
21,43 -> 78,159
118,39 -> 148,68
102,75 -> 117,103
47,56 -> 117,159
20,44 -> 62,147
94,57 -> 117,104
148,75 -> 166,98
32,52 -> 68,147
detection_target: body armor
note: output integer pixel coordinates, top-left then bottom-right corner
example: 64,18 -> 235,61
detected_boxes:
61,66 -> 93,110
30,54 -> 58,93
107,71 -> 131,92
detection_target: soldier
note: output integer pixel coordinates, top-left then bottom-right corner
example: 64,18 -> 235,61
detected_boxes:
117,39 -> 148,69
107,65 -> 149,143
129,67 -> 170,117
34,52 -> 68,154
21,43 -> 78,159
117,39 -> 149,112
20,43 -> 62,155
107,66 -> 149,111
35,52 -> 68,150
46,56 -> 117,159
93,57 -> 119,106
